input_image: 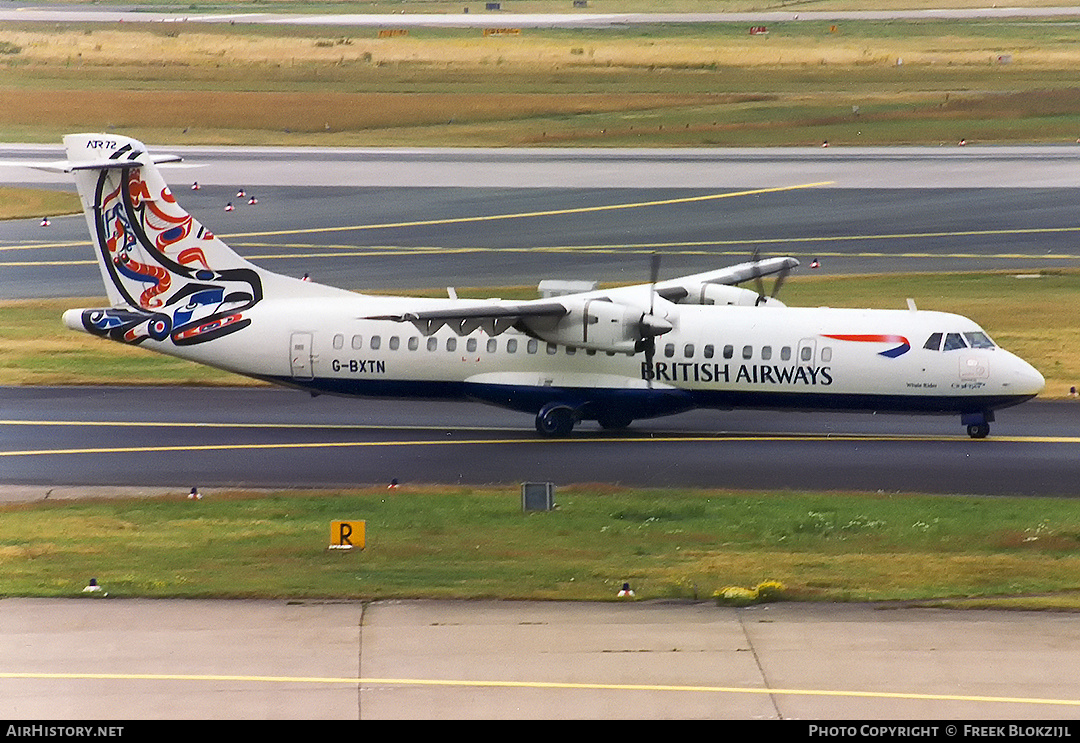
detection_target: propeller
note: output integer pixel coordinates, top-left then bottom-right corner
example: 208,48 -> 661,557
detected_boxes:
752,249 -> 767,304
636,253 -> 671,387
751,249 -> 793,306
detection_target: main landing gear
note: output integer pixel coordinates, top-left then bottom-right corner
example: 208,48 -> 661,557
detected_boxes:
535,403 -> 577,437
534,402 -> 635,437
962,411 -> 994,439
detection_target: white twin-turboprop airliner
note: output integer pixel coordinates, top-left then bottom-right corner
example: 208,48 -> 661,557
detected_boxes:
47,133 -> 1043,438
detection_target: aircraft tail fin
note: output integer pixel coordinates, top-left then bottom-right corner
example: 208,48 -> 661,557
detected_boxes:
60,133 -> 338,347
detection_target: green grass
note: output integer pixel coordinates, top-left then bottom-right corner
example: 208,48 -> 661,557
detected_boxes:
4,486 -> 1080,602
0,299 -> 262,386
0,188 -> 81,221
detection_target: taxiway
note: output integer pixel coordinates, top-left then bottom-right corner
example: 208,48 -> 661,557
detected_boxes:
5,597 -> 1080,720
3,386 -> 1079,496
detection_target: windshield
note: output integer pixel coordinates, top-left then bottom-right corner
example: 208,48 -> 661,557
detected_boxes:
963,331 -> 995,349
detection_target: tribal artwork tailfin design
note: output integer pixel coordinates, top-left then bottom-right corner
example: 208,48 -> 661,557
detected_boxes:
65,134 -> 263,346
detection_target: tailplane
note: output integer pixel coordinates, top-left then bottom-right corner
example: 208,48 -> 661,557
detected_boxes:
59,133 -> 337,347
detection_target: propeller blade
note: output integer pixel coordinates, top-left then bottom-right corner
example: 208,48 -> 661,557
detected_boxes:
751,248 -> 766,301
649,252 -> 661,314
645,253 -> 662,388
644,337 -> 655,388
771,263 -> 792,299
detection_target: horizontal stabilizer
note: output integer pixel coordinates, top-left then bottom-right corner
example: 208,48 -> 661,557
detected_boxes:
23,154 -> 183,174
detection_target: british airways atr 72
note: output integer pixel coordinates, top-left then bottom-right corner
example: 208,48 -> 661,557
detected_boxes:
44,134 -> 1043,438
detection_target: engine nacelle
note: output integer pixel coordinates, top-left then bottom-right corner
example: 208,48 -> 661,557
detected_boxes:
522,298 -> 661,354
678,283 -> 785,307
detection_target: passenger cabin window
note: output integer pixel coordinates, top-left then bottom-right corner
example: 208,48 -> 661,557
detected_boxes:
351,335 -> 363,350
389,336 -> 400,351
408,337 -> 419,351
821,347 -> 832,362
684,344 -> 694,358
800,346 -> 812,362
664,343 -> 675,358
487,338 -> 497,353
427,337 -> 438,351
333,334 -> 344,350
723,345 -> 734,360
781,346 -> 791,361
703,344 -> 714,359
924,333 -> 942,351
466,338 -> 477,353
761,346 -> 772,361
742,345 -> 753,360
547,343 -> 557,355
507,338 -> 518,353
528,339 -> 538,354
370,335 -> 381,350
446,338 -> 457,352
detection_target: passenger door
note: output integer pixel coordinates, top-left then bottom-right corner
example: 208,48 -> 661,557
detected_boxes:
290,332 -> 314,380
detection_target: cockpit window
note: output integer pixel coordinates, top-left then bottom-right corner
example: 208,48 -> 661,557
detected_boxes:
942,333 -> 967,351
963,331 -> 995,349
925,331 -> 996,352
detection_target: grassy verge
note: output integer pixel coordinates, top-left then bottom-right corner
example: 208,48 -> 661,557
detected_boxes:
28,1 -> 1080,12
3,485 -> 1080,603
0,298 -> 263,387
4,270 -> 1078,393
5,18 -> 1080,145
0,188 -> 81,221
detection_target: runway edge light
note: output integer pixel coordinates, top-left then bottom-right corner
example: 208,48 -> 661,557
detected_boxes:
329,520 -> 365,550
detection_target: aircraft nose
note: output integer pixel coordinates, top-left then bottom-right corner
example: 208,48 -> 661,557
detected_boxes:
1008,355 -> 1045,396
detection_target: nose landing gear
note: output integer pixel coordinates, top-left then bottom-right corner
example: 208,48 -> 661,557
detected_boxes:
962,411 -> 994,439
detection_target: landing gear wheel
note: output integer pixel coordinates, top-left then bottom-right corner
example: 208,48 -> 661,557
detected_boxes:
597,412 -> 633,431
967,423 -> 990,439
535,405 -> 576,437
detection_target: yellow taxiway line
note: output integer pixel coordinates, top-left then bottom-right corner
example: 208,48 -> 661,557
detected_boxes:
221,183 -> 835,238
1,671 -> 1077,708
4,431 -> 1080,458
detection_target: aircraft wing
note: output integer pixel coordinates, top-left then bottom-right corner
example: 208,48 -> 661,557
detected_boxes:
653,257 -> 798,302
364,256 -> 797,344
365,299 -> 569,336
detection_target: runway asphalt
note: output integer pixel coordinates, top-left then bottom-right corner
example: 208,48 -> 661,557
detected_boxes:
5,145 -> 1080,298
3,386 -> 1079,497
3,147 -> 1079,495
4,5 -> 1080,27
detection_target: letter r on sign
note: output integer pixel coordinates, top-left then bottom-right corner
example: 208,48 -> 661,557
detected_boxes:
330,520 -> 366,550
